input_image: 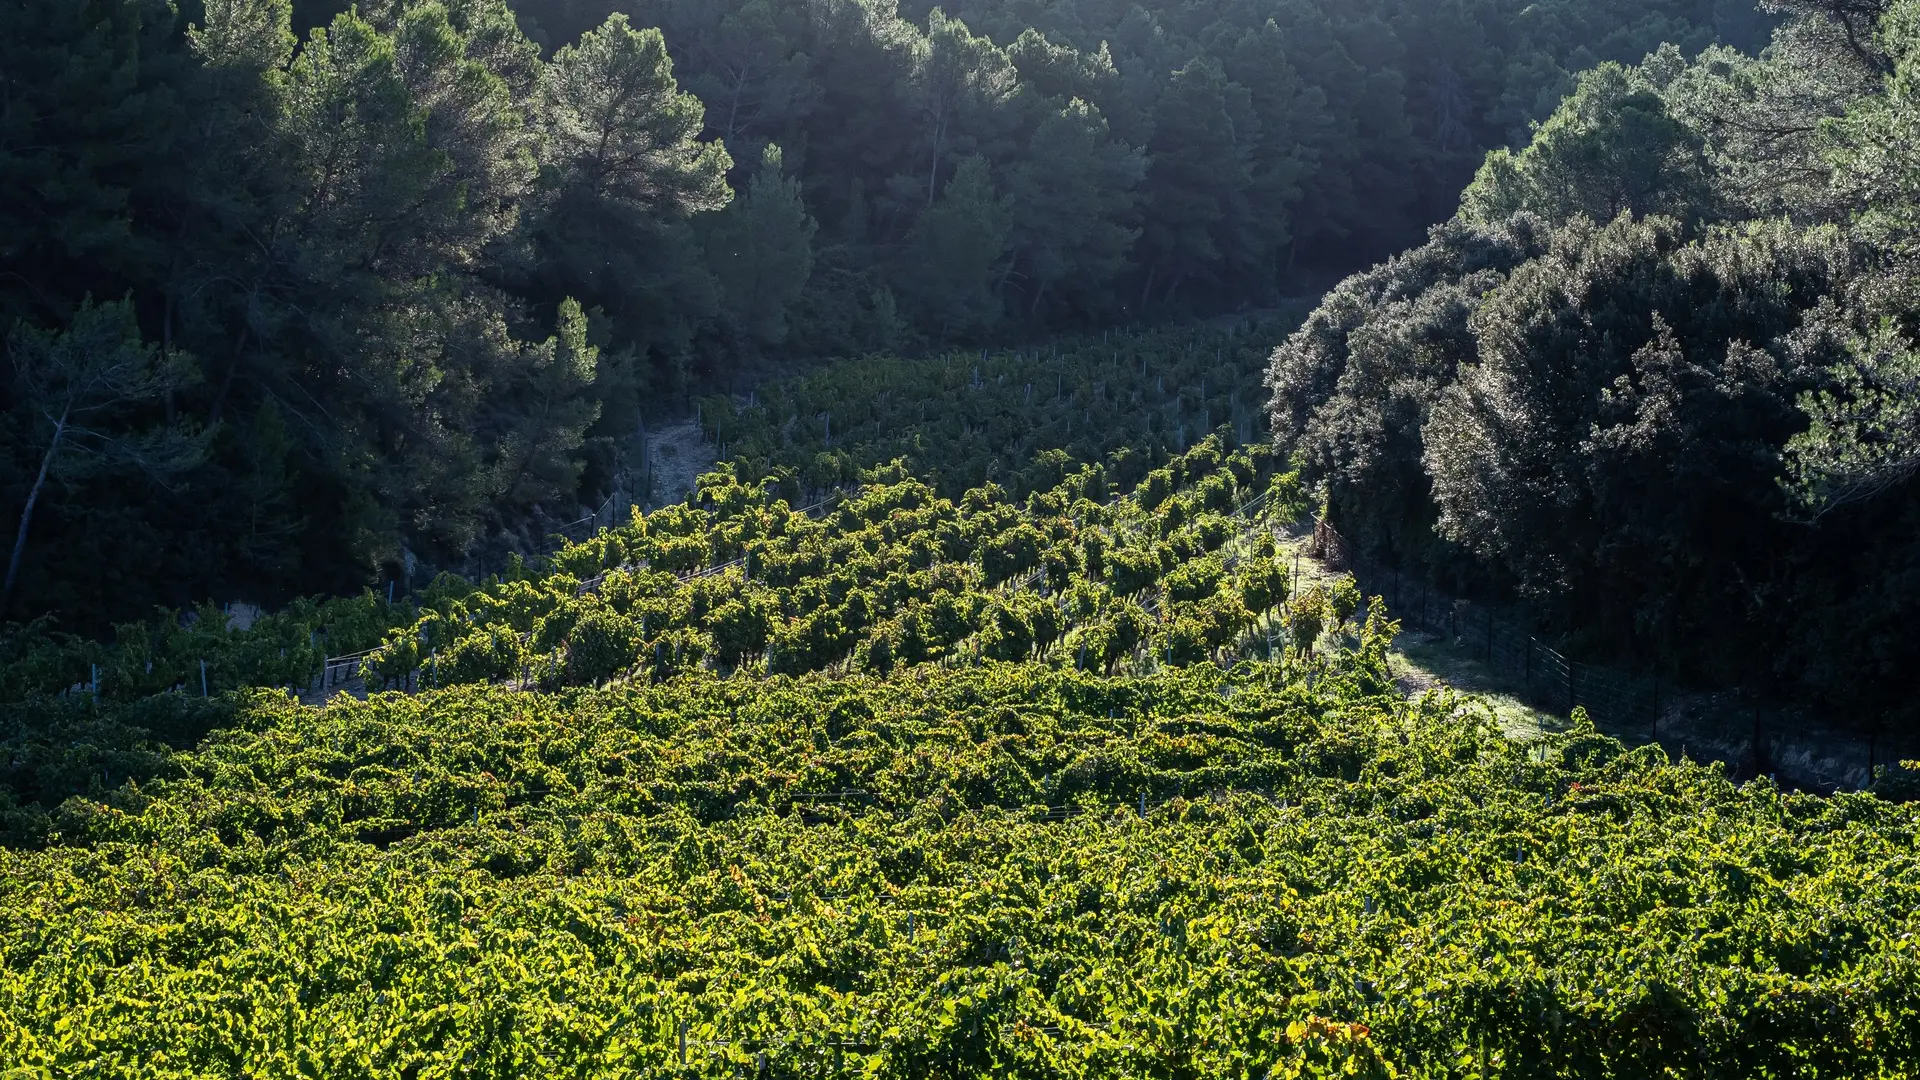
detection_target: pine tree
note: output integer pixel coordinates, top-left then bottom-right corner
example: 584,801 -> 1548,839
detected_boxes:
5,300 -> 204,610
896,155 -> 1011,338
1003,99 -> 1142,319
702,144 -> 819,349
530,13 -> 732,346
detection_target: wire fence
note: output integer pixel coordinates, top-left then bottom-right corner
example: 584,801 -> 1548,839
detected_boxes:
1311,520 -> 1913,792
1318,522 -> 1662,743
549,490 -> 630,549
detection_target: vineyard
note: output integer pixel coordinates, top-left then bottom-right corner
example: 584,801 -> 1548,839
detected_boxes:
0,322 -> 1291,709
694,321 -> 1289,501
8,657 -> 1920,1076
6,330 -> 1920,1077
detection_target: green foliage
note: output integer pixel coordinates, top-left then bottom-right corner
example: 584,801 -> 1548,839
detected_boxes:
3,298 -> 206,607
16,9 -> 1920,1074
1822,0 -> 1920,242
2,0 -> 1779,630
0,0 -> 731,628
337,434 -> 1294,690
9,656 -> 1918,1075
700,320 -> 1294,502
1783,301 -> 1920,517
1283,586 -> 1330,659
1266,214 -> 1554,577
530,10 -> 733,374
1268,0 -> 1920,719
1460,61 -> 1714,226
700,144 -> 818,350
0,590 -> 413,705
897,156 -> 1013,338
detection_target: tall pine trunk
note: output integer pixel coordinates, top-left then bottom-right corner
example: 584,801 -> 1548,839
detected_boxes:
4,403 -> 70,610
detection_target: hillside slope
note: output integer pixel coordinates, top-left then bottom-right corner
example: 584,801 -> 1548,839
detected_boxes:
5,333 -> 1920,1075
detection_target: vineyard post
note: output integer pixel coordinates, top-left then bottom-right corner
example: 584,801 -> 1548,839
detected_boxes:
1567,660 -> 1576,718
200,659 -> 208,697
1485,609 -> 1493,665
679,1021 -> 688,1065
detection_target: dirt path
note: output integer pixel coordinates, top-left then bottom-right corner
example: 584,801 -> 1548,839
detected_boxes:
643,418 -> 720,508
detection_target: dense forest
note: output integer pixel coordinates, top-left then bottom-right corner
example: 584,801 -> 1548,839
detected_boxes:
1268,0 -> 1920,729
1,0 -> 1771,629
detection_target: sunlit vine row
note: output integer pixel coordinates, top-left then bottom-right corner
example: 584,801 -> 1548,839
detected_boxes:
359,434 -> 1324,694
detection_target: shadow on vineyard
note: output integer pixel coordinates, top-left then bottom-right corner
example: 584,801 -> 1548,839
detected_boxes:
1296,524 -> 1912,794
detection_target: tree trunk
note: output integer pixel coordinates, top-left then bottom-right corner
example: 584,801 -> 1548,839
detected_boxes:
725,68 -> 746,148
161,292 -> 177,423
4,403 -> 69,610
927,113 -> 947,207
